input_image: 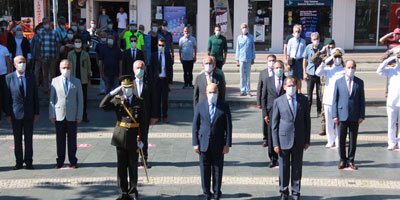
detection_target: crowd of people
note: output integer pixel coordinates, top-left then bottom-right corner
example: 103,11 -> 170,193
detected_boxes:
0,8 -> 399,200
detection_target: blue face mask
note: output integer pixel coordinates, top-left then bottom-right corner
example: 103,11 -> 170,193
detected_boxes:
135,68 -> 144,78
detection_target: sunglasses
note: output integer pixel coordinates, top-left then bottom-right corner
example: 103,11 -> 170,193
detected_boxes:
130,40 -> 137,43
158,45 -> 165,47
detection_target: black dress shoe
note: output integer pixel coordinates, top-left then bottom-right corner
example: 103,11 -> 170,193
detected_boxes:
25,165 -> 35,170
348,162 -> 358,170
55,164 -> 63,169
13,165 -> 23,170
82,118 -> 90,123
70,164 -> 78,169
269,161 -> 278,168
262,141 -> 268,147
319,131 -> 326,136
338,161 -> 347,169
203,197 -> 211,200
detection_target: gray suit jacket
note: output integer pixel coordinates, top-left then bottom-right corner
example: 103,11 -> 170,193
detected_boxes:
272,94 -> 311,150
49,75 -> 83,121
193,72 -> 225,109
256,68 -> 273,107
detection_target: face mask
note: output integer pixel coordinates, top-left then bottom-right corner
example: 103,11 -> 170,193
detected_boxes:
152,26 -> 158,32
184,33 -> 189,38
286,86 -> 297,97
67,33 -> 74,40
71,26 -> 77,32
17,63 -> 26,72
242,28 -> 248,35
215,31 -> 221,37
334,57 -> 342,66
44,24 -> 50,30
74,42 -> 82,49
158,46 -> 164,53
275,68 -> 283,77
267,61 -> 275,68
131,42 -> 137,48
294,33 -> 300,39
15,31 -> 23,38
207,93 -> 218,104
313,40 -> 319,46
123,87 -> 133,97
107,24 -> 113,30
101,38 -> 107,43
204,64 -> 213,73
79,26 -> 85,31
162,26 -> 168,31
91,24 -> 96,29
346,68 -> 355,78
107,39 -> 114,46
130,26 -> 136,31
135,68 -> 144,78
61,68 -> 70,77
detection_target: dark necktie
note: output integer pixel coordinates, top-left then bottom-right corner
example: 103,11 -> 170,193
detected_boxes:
19,76 -> 24,98
159,53 -> 162,74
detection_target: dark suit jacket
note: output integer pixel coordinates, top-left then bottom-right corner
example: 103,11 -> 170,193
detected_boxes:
122,48 -> 145,75
133,74 -> 153,121
7,36 -> 31,60
256,68 -> 272,107
332,76 -> 365,122
149,51 -> 173,84
192,100 -> 232,153
5,72 -> 39,120
261,75 -> 285,117
193,72 -> 226,109
272,94 -> 311,150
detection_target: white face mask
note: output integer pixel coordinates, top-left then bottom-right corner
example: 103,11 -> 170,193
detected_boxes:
17,62 -> 26,72
107,24 -> 113,30
184,33 -> 189,38
91,24 -> 96,29
79,25 -> 85,31
313,40 -> 319,46
204,64 -> 213,73
61,68 -> 70,78
346,68 -> 355,78
267,61 -> 275,68
74,42 -> 82,49
67,33 -> 74,40
215,31 -> 221,37
107,39 -> 114,46
101,37 -> 107,43
207,93 -> 218,104
15,30 -> 23,38
286,86 -> 297,97
123,87 -> 133,97
294,33 -> 300,39
162,26 -> 168,31
152,26 -> 158,32
71,26 -> 77,32
242,28 -> 248,35
158,46 -> 165,53
334,57 -> 342,66
131,42 -> 137,48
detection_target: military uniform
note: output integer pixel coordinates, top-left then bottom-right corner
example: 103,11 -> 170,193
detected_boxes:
100,76 -> 145,200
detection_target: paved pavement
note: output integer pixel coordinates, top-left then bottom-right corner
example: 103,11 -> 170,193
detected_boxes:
1,104 -> 400,199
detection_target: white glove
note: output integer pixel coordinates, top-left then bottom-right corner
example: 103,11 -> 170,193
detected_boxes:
137,138 -> 144,149
109,85 -> 122,96
324,55 -> 334,64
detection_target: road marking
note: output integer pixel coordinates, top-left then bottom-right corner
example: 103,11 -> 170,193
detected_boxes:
0,176 -> 398,190
0,132 -> 388,142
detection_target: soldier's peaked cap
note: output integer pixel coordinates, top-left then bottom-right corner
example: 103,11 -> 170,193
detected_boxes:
120,75 -> 134,87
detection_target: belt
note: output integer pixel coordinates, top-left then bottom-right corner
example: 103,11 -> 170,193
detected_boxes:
159,77 -> 166,80
117,121 -> 139,128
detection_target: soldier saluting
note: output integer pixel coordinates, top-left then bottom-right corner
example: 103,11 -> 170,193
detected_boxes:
100,75 -> 146,200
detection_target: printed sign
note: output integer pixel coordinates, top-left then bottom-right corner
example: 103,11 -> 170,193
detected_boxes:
300,8 -> 320,40
164,6 -> 186,43
34,0 -> 44,26
254,24 -> 265,42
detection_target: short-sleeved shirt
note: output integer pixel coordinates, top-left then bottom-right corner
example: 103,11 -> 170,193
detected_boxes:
123,30 -> 144,50
302,43 -> 323,75
159,31 -> 173,53
287,37 -> 306,59
99,14 -> 110,28
38,29 -> 60,59
0,44 -> 10,75
208,35 -> 227,62
56,27 -> 67,41
117,12 -> 128,29
179,35 -> 197,61
100,45 -> 122,77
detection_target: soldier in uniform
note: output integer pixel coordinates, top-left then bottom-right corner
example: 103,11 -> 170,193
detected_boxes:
100,75 -> 145,200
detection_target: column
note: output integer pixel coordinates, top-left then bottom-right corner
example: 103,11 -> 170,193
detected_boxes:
137,0 -> 151,32
332,0 -> 356,50
197,0 -> 210,52
270,0 -> 284,53
233,0 -> 248,51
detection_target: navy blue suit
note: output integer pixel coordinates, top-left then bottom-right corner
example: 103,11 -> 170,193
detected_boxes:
5,71 -> 39,166
272,93 -> 310,199
332,76 -> 365,163
192,100 -> 232,199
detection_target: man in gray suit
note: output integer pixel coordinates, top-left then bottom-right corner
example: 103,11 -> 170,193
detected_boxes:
272,76 -> 311,200
49,59 -> 83,169
193,56 -> 225,109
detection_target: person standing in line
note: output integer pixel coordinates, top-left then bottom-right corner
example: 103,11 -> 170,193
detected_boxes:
122,35 -> 145,75
98,7 -> 110,30
55,16 -> 67,41
99,34 -> 122,94
158,20 -> 174,62
208,25 -> 227,70
179,26 -> 197,89
95,31 -> 108,95
116,7 -> 128,35
0,42 -> 12,117
120,20 -> 144,51
286,24 -> 306,94
7,25 -> 31,67
236,23 -> 255,96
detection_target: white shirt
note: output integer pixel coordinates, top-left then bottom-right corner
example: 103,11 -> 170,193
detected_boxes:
135,78 -> 143,97
117,12 -> 128,29
158,51 -> 166,77
16,71 -> 26,96
268,68 -> 274,77
15,38 -> 23,57
124,95 -> 133,104
0,45 -> 10,75
315,62 -> 344,105
377,56 -> 400,107
274,76 -> 282,94
131,48 -> 136,58
345,76 -> 353,95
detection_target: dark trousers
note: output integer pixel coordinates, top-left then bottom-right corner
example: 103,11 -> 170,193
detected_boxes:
0,74 -> 5,114
182,60 -> 194,86
338,120 -> 359,163
307,75 -> 321,112
55,119 -> 78,165
262,113 -> 268,142
141,121 -> 150,160
278,144 -> 304,198
116,147 -> 138,198
200,148 -> 224,199
153,78 -> 169,118
12,118 -> 34,166
216,60 -> 223,70
267,111 -> 278,163
105,75 -> 119,94
82,84 -> 88,120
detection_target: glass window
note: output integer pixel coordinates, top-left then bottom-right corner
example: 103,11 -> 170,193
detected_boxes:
210,0 -> 234,49
248,0 -> 272,51
354,0 -> 378,46
151,0 -> 197,44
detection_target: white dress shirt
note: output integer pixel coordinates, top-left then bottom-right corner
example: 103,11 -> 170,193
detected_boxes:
131,48 -> 136,59
158,51 -> 166,77
268,68 -> 274,77
135,78 -> 143,97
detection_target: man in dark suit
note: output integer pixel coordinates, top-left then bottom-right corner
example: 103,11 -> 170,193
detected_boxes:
261,60 -> 286,168
192,83 -> 232,200
133,60 -> 153,168
333,60 -> 365,170
257,54 -> 276,147
272,76 -> 311,200
100,75 -> 145,200
193,56 -> 225,109
149,37 -> 173,123
122,35 -> 145,75
4,56 -> 39,170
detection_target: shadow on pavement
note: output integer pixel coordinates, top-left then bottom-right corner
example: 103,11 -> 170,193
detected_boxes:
0,196 -> 39,200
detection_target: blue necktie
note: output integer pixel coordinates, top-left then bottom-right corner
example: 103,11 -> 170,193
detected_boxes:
19,76 -> 24,98
210,103 -> 215,122
64,78 -> 69,94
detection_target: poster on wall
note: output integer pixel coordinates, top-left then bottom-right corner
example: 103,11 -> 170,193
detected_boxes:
164,6 -> 186,43
214,0 -> 233,40
299,8 -> 320,40
34,0 -> 44,26
254,24 -> 265,42
389,3 -> 400,32
156,6 -> 163,20
21,17 -> 34,39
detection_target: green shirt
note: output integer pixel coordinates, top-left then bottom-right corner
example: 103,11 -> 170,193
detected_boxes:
123,30 -> 144,50
208,35 -> 227,62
